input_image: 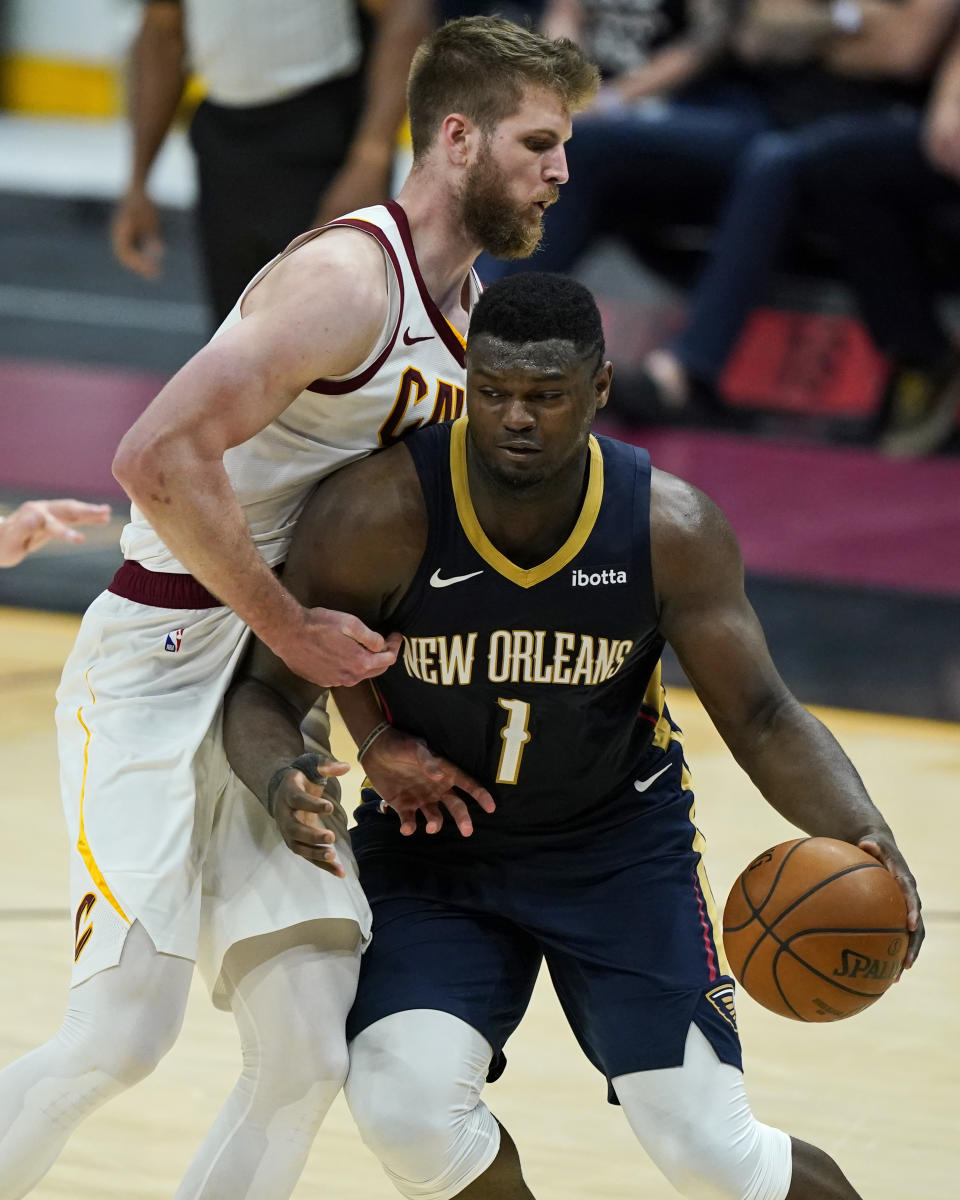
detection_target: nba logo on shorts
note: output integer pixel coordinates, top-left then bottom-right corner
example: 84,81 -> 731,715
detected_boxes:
164,628 -> 184,653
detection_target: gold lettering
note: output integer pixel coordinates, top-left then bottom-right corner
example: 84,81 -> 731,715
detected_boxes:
379,367 -> 429,446
512,630 -> 535,683
531,630 -> 553,683
438,633 -> 477,685
402,635 -> 421,680
488,630 -> 511,683
552,632 -> 576,685
418,636 -> 439,684
592,638 -> 615,684
570,635 -> 595,685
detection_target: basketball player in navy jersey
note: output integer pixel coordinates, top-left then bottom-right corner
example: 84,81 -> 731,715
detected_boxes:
224,274 -> 923,1200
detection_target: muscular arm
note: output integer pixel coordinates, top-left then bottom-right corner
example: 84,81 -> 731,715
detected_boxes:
650,471 -> 923,961
111,1 -> 186,277
224,442 -> 494,838
112,230 -> 397,685
315,0 -> 433,224
224,443 -> 425,802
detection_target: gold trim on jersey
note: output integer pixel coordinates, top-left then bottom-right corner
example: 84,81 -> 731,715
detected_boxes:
449,417 -> 604,589
688,795 -> 731,978
76,671 -> 129,925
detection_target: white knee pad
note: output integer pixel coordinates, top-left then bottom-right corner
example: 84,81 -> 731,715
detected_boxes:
614,1024 -> 793,1200
346,1010 -> 501,1200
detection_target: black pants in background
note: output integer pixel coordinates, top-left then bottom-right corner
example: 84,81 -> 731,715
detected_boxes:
189,70 -> 364,327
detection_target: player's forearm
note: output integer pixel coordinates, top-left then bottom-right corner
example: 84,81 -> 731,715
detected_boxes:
722,695 -> 892,842
331,683 -> 389,751
126,17 -> 187,191
113,436 -> 303,649
347,0 -> 432,165
823,0 -> 957,79
618,43 -> 710,101
223,677 -> 308,804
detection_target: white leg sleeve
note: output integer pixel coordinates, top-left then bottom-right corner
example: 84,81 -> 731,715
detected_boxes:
613,1024 -> 793,1200
175,919 -> 360,1200
345,1010 -> 501,1200
0,922 -> 192,1200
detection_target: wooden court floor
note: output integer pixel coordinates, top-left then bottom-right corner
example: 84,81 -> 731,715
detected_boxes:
0,607 -> 957,1199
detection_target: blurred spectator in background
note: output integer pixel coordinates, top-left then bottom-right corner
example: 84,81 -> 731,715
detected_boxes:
635,0 -> 960,452
111,0 -> 431,326
0,500 -> 110,568
478,0 -> 753,282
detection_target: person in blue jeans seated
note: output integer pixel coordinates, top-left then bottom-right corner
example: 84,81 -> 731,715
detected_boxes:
478,0 -> 762,287
636,0 -> 960,453
224,272 -> 923,1200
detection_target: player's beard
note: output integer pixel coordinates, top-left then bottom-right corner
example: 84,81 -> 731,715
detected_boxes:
462,141 -> 556,260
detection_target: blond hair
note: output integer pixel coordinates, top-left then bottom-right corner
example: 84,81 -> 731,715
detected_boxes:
407,16 -> 599,161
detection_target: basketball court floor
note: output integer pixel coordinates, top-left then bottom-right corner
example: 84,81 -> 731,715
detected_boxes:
0,606 -> 957,1199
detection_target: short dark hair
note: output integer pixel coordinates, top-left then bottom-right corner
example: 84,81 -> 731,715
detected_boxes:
467,273 -> 605,367
407,16 -> 599,161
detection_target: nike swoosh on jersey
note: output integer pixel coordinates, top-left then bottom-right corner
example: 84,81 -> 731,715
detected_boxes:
429,569 -> 484,588
633,762 -> 672,792
403,327 -> 434,345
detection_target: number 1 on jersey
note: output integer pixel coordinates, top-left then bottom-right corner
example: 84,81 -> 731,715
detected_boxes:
496,698 -> 531,785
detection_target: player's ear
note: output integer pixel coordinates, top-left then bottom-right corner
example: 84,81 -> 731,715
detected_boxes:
593,360 -> 613,412
439,112 -> 479,167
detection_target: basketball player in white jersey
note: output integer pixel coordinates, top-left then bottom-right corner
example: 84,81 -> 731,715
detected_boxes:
0,18 -> 598,1199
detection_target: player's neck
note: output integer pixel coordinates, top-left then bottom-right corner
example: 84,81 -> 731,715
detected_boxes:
466,450 -> 590,569
394,179 -> 480,319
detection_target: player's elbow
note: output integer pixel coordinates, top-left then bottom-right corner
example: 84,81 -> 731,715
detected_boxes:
112,424 -> 182,503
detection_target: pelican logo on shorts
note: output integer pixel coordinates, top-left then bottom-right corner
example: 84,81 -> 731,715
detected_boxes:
164,628 -> 184,653
705,982 -> 738,1032
74,892 -> 97,961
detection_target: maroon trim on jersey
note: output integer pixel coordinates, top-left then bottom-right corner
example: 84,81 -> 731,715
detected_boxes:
386,200 -> 468,368
306,212 -> 405,396
108,560 -> 224,609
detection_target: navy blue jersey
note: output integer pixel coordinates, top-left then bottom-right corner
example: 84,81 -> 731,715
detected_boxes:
365,417 -> 676,837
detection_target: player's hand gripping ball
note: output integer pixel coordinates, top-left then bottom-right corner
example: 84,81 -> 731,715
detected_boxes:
722,837 -> 908,1021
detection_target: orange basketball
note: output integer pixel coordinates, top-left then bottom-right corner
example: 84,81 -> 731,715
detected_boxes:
723,837 -> 908,1022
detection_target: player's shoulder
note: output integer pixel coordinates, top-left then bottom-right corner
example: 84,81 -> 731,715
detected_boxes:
649,466 -> 739,559
306,441 -> 424,535
245,224 -> 391,322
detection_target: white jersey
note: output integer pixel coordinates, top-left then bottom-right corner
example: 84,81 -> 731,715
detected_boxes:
121,202 -> 481,574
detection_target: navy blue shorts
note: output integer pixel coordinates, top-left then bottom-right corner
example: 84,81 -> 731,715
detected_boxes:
347,737 -> 742,1102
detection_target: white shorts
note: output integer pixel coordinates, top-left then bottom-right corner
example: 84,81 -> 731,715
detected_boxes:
56,589 -> 372,1007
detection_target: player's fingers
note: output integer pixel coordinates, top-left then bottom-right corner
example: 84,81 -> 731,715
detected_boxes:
44,500 -> 111,526
419,802 -> 444,834
290,811 -> 336,840
441,794 -> 475,837
338,611 -> 389,654
284,784 -> 334,816
905,917 -> 925,969
450,771 -> 495,814
291,841 -> 346,876
39,511 -> 86,546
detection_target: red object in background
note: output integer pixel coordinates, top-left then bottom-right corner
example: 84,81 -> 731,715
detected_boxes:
1,359 -> 165,497
721,309 -> 890,417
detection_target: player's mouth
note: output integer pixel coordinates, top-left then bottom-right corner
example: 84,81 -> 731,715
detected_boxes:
498,440 -> 541,458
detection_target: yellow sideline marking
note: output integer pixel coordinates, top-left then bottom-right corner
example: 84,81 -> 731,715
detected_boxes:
76,671 -> 129,923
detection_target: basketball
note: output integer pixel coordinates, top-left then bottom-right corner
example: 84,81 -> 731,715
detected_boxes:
723,837 -> 908,1022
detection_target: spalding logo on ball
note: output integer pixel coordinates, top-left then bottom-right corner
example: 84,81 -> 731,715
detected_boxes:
722,837 -> 908,1022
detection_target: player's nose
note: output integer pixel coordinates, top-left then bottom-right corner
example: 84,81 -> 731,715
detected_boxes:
544,143 -> 569,186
